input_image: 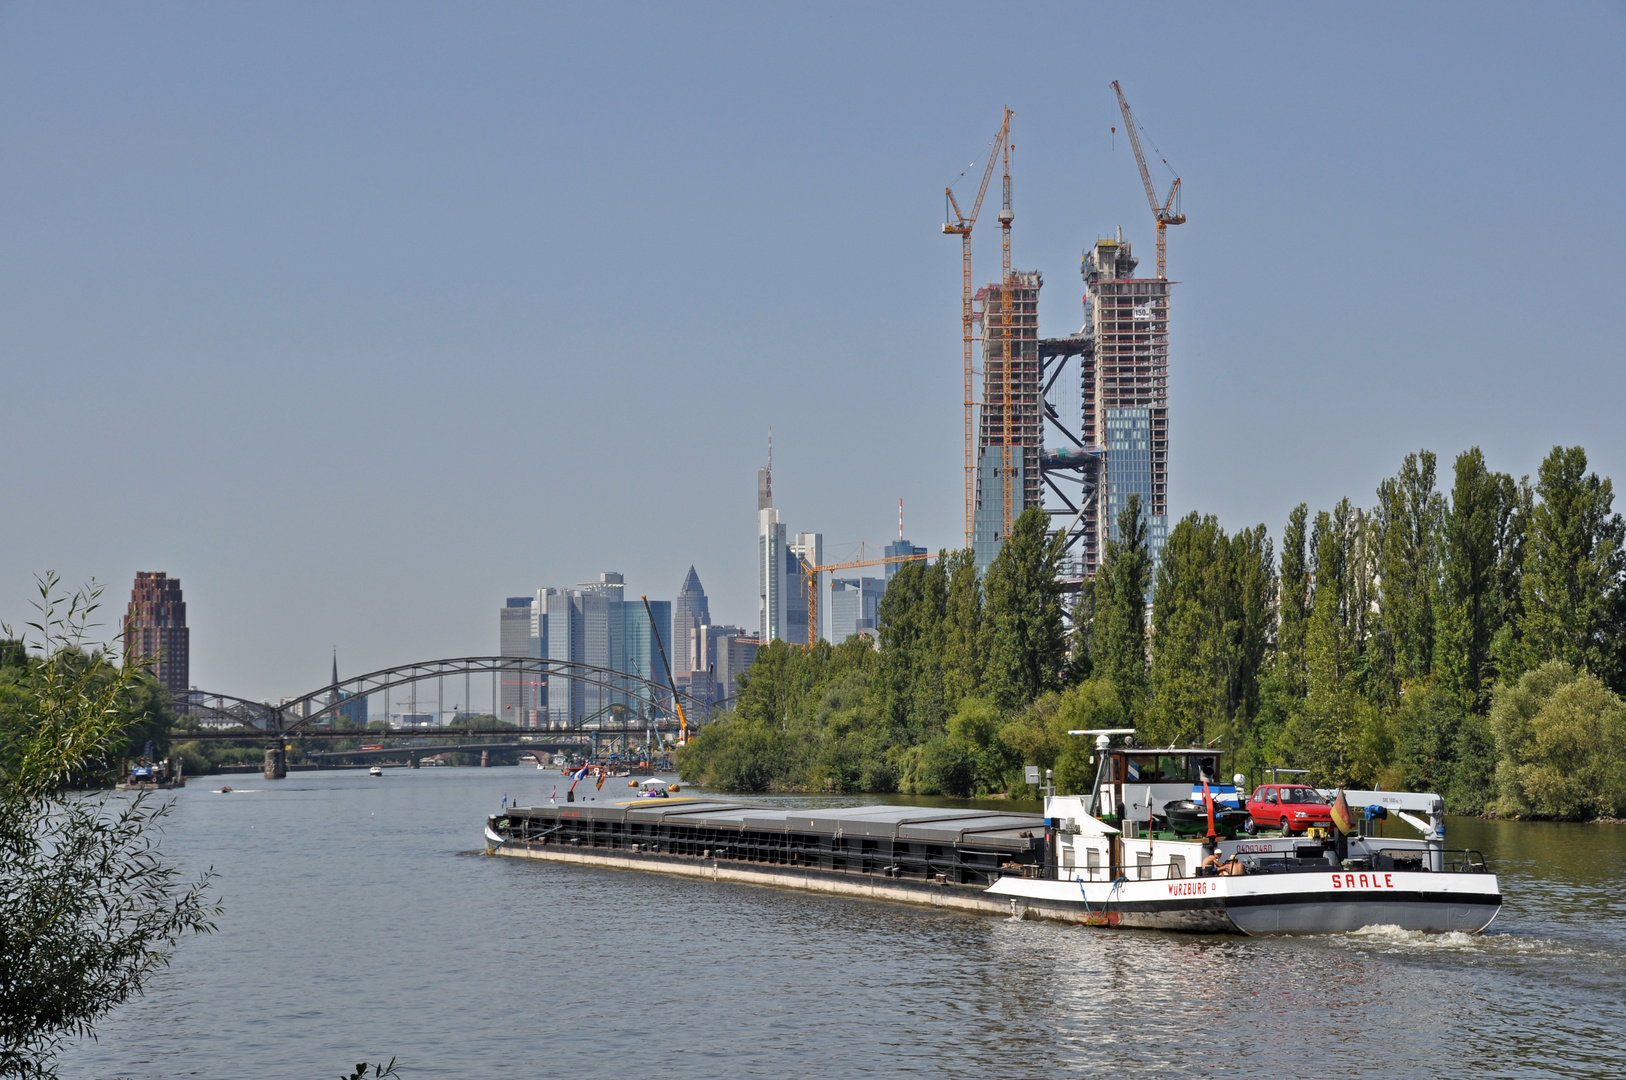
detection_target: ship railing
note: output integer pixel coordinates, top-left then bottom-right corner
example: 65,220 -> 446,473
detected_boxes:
1443,849 -> 1491,874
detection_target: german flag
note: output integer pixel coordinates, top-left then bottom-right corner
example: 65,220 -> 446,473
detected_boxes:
1330,788 -> 1354,835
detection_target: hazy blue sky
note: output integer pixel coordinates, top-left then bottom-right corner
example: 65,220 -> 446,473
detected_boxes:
3,3 -> 1623,701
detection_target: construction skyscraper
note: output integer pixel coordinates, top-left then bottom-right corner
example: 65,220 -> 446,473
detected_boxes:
972,270 -> 1044,571
1079,234 -> 1169,574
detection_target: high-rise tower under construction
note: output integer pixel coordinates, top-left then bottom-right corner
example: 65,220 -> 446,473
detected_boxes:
972,270 -> 1043,572
1079,235 -> 1169,575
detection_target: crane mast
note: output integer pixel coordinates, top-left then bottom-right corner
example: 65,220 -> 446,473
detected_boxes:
943,108 -> 1012,550
998,139 -> 1015,544
1111,80 -> 1184,279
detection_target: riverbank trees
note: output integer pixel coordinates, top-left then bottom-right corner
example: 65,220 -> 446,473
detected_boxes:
678,445 -> 1626,820
0,576 -> 216,1078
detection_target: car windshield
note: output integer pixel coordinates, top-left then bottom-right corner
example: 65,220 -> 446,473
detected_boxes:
1280,787 -> 1326,804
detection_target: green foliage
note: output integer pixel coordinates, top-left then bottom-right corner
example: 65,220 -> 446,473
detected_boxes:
981,508 -> 1066,712
1095,494 -> 1151,723
680,443 -> 1626,819
1146,514 -> 1274,749
1518,446 -> 1626,688
1,575 -> 217,1079
1491,662 -> 1626,820
1437,450 -> 1527,712
1374,451 -> 1446,692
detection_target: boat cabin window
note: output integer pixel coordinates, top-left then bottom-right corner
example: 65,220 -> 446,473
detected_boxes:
1189,756 -> 1220,783
1125,755 -> 1187,783
1280,786 -> 1326,804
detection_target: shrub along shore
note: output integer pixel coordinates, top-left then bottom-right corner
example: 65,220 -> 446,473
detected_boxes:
678,445 -> 1626,822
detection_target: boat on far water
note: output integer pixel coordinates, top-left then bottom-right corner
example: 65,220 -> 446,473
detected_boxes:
369,765 -> 384,777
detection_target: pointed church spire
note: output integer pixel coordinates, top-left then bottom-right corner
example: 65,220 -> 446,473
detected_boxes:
331,648 -> 338,687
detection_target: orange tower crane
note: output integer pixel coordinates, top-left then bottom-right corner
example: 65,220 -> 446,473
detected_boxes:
1111,80 -> 1184,279
943,108 -> 1012,550
799,546 -> 931,647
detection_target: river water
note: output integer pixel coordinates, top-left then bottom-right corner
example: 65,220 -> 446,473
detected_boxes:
58,768 -> 1626,1079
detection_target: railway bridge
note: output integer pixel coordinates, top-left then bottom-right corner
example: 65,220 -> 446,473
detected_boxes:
174,655 -> 713,778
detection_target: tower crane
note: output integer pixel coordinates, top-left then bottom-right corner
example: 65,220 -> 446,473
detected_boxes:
943,108 -> 1012,550
642,595 -> 690,746
798,545 -> 931,647
998,137 -> 1015,545
1111,81 -> 1184,279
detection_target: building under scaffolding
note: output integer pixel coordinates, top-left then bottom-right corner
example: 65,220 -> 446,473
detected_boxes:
972,270 -> 1043,572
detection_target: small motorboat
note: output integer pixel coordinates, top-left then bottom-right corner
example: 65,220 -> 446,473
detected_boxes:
636,778 -> 671,799
1164,799 -> 1250,838
219,785 -> 232,794
369,765 -> 384,777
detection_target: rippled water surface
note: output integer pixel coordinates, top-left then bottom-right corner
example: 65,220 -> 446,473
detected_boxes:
58,769 -> 1626,1079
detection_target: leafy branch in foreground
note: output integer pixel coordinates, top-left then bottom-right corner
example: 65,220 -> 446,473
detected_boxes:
0,574 -> 218,1079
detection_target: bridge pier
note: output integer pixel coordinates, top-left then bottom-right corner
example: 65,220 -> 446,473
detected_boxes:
263,745 -> 287,780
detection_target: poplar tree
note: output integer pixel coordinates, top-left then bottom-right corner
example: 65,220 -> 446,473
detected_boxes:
1375,451 -> 1446,690
1275,504 -> 1311,697
939,549 -> 985,711
1437,449 -> 1523,711
982,507 -> 1065,711
1519,446 -> 1626,689
1094,495 -> 1151,723
1149,513 -> 1234,746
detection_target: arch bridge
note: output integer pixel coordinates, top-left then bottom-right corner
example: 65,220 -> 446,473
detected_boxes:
174,655 -> 718,777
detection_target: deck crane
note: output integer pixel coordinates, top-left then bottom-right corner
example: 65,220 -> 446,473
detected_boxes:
799,545 -> 931,647
943,108 -> 1012,550
1111,80 -> 1184,279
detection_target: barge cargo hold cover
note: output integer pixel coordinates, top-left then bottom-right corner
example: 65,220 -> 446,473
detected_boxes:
487,799 -> 1051,915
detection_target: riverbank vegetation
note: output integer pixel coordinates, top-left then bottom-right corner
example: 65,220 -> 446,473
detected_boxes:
1,576 -> 216,1078
679,445 -> 1626,821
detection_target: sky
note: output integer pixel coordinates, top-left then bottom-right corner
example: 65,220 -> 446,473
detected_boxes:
2,3 -> 1623,702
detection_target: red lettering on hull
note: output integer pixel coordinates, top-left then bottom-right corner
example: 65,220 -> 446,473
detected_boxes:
1330,872 -> 1398,890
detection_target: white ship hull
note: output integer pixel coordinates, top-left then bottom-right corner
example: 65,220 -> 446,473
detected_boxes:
985,868 -> 1502,935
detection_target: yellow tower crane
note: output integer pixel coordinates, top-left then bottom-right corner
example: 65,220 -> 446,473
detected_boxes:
1111,80 -> 1184,279
943,108 -> 1012,550
799,546 -> 931,647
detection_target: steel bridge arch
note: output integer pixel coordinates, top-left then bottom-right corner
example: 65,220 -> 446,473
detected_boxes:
178,656 -> 708,736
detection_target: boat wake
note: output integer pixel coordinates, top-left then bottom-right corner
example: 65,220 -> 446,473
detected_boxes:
1338,923 -> 1609,960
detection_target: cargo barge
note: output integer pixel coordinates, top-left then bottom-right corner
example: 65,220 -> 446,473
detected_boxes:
485,800 -> 1052,918
484,740 -> 1502,934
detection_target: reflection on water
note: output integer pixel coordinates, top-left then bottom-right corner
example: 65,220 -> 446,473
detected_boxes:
58,772 -> 1626,1080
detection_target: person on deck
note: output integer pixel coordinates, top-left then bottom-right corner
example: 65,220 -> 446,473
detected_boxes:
1200,850 -> 1246,876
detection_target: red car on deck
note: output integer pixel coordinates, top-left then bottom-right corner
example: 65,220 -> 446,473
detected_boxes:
1247,784 -> 1332,834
